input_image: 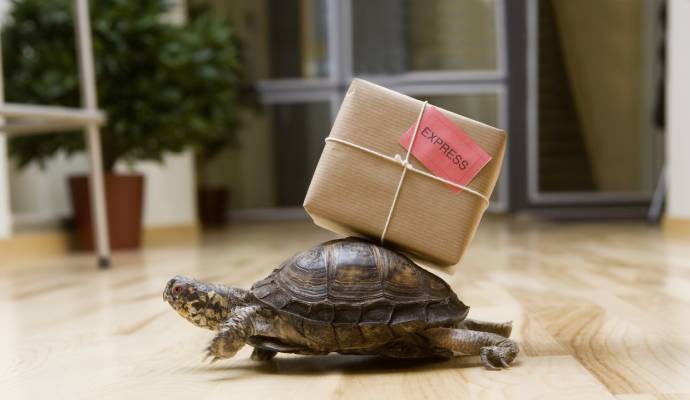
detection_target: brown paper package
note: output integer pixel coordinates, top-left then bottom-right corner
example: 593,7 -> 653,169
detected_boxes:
304,79 -> 506,269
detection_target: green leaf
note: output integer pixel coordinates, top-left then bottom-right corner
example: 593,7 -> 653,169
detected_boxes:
2,0 -> 247,171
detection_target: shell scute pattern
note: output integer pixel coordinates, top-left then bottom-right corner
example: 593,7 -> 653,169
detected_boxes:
250,239 -> 468,333
308,303 -> 334,322
284,249 -> 328,301
328,240 -> 383,301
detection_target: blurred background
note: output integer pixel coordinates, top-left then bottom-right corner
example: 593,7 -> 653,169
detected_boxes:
4,3 -> 690,397
0,0 -> 687,261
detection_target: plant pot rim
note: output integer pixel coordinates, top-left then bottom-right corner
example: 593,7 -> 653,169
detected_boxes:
68,173 -> 145,179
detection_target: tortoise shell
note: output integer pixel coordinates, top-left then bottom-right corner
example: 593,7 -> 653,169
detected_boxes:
250,238 -> 468,348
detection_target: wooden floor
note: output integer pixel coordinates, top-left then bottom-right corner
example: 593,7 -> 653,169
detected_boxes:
1,216 -> 690,399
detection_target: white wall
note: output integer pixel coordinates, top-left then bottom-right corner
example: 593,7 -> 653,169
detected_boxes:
9,151 -> 197,229
667,0 -> 690,220
124,152 -> 197,227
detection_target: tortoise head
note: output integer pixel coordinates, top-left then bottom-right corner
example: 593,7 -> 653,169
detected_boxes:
163,276 -> 231,330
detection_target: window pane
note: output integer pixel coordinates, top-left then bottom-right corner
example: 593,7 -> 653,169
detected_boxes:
536,0 -> 659,193
215,101 -> 331,209
352,0 -> 499,74
272,102 -> 332,206
206,0 -> 330,80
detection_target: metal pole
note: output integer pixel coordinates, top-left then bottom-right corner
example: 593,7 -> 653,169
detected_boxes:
74,0 -> 111,268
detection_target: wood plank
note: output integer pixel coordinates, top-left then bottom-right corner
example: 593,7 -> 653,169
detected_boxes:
1,217 -> 690,399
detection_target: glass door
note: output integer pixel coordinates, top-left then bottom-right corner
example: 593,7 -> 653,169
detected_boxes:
205,0 -> 509,213
525,0 -> 663,207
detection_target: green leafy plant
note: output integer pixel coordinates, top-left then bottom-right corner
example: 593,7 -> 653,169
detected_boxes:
2,0 -> 244,172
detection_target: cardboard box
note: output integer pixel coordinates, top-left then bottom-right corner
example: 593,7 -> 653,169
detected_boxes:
304,79 -> 506,268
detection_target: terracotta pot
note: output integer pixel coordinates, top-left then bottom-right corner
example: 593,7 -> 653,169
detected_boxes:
68,174 -> 144,251
197,187 -> 228,227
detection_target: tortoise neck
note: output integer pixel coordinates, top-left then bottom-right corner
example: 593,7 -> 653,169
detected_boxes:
223,286 -> 252,307
209,284 -> 252,308
194,285 -> 252,330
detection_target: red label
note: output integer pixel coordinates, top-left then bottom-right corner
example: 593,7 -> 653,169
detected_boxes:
399,106 -> 492,191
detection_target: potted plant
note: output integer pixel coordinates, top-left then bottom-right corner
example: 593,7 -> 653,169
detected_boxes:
186,2 -> 251,227
2,0 -> 244,249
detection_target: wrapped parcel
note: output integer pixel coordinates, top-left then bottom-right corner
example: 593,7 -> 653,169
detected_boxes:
304,79 -> 506,268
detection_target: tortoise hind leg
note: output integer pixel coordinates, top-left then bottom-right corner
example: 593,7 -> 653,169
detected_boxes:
422,327 -> 519,370
250,347 -> 277,361
456,318 -> 513,338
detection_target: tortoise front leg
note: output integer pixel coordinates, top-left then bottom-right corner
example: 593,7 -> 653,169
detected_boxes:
422,327 -> 519,370
206,305 -> 260,362
456,318 -> 513,338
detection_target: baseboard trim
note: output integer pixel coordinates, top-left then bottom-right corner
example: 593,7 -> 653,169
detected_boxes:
143,223 -> 200,247
662,216 -> 690,238
0,230 -> 71,262
0,223 -> 200,262
229,207 -> 309,222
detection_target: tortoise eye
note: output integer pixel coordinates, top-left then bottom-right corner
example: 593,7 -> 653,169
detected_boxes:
172,284 -> 183,295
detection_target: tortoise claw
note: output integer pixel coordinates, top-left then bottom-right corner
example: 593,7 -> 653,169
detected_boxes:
204,352 -> 221,364
204,344 -> 223,363
479,344 -> 517,370
204,330 -> 243,362
203,348 -> 213,363
480,349 -> 500,370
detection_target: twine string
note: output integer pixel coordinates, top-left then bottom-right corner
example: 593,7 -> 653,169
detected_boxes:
324,101 -> 490,244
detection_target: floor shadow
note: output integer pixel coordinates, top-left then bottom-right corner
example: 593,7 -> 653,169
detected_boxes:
195,354 -> 487,380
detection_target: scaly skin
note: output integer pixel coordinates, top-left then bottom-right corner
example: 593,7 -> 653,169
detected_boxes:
456,319 -> 513,338
163,276 -> 519,369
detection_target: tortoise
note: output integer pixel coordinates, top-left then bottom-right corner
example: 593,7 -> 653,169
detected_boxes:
163,238 -> 519,369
